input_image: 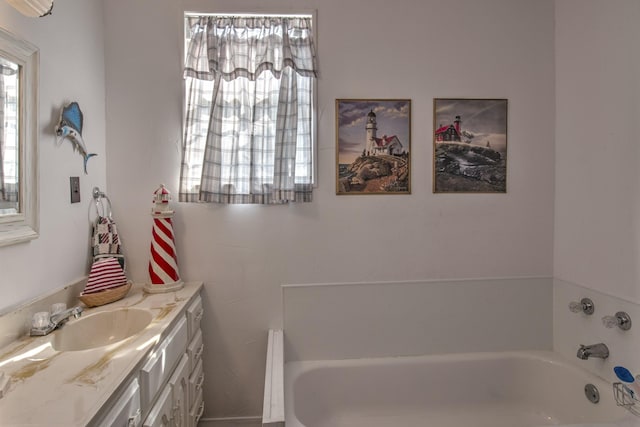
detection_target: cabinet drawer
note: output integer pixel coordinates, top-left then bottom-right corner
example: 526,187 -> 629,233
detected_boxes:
97,377 -> 142,427
141,316 -> 188,408
189,388 -> 204,427
186,328 -> 203,373
143,384 -> 172,427
188,358 -> 204,410
186,295 -> 203,340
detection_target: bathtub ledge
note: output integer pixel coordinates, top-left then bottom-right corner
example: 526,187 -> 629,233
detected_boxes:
262,329 -> 284,427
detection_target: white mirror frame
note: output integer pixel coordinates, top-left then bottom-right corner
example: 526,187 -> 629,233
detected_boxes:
0,28 -> 39,247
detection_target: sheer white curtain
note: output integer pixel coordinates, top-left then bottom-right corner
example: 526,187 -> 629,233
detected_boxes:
180,16 -> 317,204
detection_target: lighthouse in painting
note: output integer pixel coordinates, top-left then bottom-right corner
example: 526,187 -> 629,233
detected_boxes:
365,110 -> 377,155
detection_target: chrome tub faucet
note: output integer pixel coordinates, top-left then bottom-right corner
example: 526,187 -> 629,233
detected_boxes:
576,343 -> 609,360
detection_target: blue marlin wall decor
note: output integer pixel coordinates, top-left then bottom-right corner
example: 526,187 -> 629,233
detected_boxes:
55,102 -> 97,174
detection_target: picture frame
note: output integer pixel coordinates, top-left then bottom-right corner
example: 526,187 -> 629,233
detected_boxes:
433,98 -> 508,193
336,99 -> 411,195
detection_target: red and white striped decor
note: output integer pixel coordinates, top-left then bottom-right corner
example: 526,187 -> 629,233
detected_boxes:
82,257 -> 127,294
145,184 -> 184,294
148,216 -> 181,285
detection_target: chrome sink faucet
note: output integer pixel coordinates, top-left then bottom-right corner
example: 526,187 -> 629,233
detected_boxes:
30,306 -> 84,336
576,343 -> 609,360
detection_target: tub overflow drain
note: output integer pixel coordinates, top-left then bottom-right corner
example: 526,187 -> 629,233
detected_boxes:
584,383 -> 600,404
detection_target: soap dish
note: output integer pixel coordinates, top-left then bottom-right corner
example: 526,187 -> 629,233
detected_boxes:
79,282 -> 132,307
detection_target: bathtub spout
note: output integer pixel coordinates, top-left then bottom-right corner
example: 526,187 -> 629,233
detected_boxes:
576,343 -> 609,360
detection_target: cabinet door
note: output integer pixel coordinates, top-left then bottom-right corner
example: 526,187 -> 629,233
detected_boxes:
186,329 -> 203,374
188,358 -> 204,412
141,316 -> 188,407
143,385 -> 173,427
186,295 -> 203,340
169,354 -> 189,427
97,377 -> 142,427
188,388 -> 204,427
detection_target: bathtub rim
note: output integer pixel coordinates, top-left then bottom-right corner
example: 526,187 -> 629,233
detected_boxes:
286,349 -> 607,373
263,329 -> 285,427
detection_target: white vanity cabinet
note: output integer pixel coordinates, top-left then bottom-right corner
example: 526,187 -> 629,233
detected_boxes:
141,293 -> 205,427
91,290 -> 204,427
185,295 -> 205,426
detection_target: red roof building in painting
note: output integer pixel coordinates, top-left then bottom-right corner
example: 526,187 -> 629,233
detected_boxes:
435,115 -> 462,142
371,135 -> 403,156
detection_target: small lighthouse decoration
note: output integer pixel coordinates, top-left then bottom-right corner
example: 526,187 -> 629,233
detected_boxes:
144,184 -> 184,293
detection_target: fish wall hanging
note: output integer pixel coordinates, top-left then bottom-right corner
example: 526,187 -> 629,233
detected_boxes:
55,101 -> 97,174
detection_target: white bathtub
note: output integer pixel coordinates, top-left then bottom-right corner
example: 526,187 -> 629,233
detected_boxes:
283,351 -> 634,427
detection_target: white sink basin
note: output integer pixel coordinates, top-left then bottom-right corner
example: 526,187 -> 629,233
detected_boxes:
52,308 -> 153,351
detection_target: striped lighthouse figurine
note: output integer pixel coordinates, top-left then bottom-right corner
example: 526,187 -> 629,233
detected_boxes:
144,184 -> 184,293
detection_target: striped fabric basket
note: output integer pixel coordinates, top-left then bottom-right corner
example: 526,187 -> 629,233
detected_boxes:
79,282 -> 131,308
79,257 -> 131,307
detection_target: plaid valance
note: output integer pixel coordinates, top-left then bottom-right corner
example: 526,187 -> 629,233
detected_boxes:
184,16 -> 318,82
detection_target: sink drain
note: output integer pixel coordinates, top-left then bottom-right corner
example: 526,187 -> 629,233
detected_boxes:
585,383 -> 600,404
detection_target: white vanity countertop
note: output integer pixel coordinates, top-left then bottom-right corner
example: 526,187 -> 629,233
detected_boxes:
0,281 -> 203,426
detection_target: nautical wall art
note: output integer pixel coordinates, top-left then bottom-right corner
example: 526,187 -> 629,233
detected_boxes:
433,98 -> 507,193
336,99 -> 411,195
55,101 -> 97,174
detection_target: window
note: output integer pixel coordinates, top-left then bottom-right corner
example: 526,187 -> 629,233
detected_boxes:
180,13 -> 318,204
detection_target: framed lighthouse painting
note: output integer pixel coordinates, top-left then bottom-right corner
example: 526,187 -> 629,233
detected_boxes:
336,99 -> 411,195
433,98 -> 508,193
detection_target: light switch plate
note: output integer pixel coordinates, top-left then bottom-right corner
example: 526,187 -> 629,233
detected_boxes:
70,177 -> 80,203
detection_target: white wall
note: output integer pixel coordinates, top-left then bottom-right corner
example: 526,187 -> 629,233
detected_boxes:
104,0 -> 555,420
553,0 -> 640,386
0,0 -> 107,313
284,278 -> 553,362
554,0 -> 640,302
